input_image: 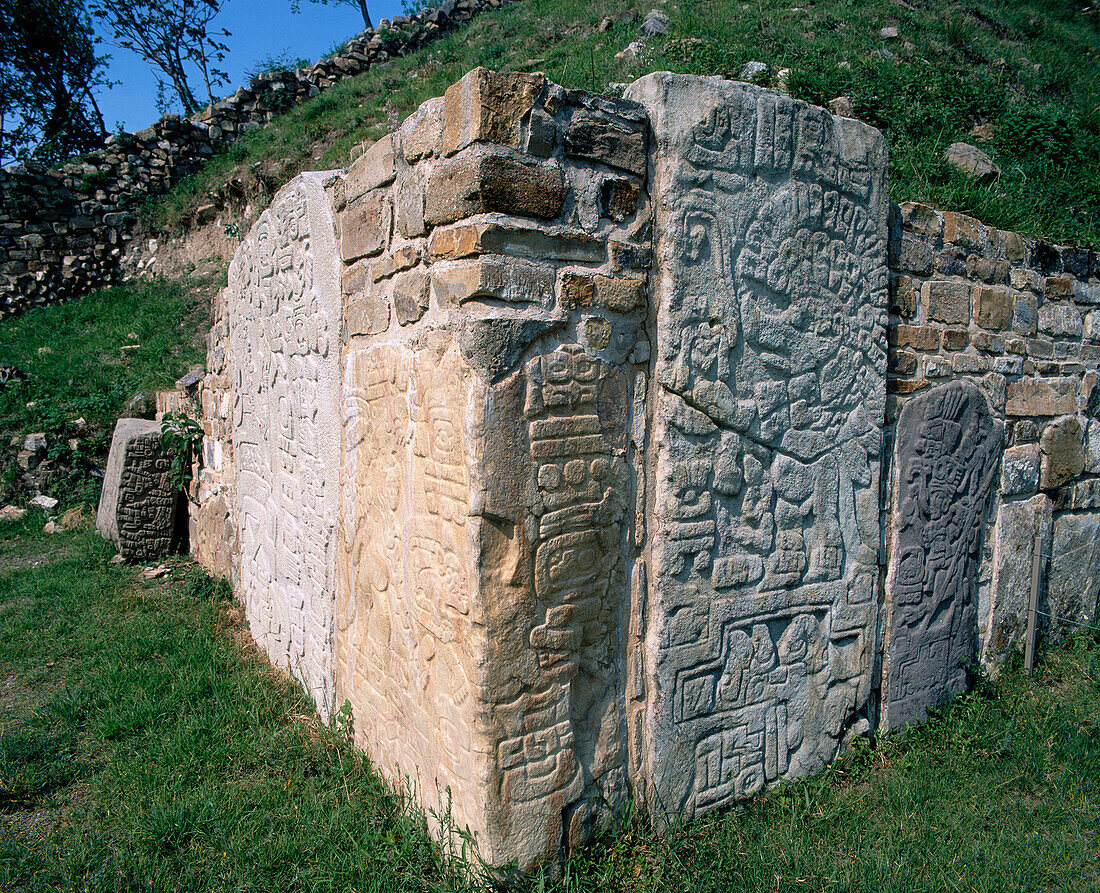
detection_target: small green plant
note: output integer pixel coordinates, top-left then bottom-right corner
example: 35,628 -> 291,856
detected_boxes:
334,698 -> 354,743
223,220 -> 244,240
160,411 -> 204,498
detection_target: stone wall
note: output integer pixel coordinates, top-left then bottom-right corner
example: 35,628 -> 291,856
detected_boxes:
886,203 -> 1100,676
192,67 -> 1100,870
0,0 -> 513,319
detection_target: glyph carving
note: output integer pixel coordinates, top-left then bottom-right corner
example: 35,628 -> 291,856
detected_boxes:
883,381 -> 1001,729
226,173 -> 342,719
626,73 -> 888,821
97,418 -> 179,561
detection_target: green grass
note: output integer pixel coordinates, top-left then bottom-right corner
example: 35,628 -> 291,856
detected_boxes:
0,275 -> 214,508
1,518 -> 1098,892
147,0 -> 1100,247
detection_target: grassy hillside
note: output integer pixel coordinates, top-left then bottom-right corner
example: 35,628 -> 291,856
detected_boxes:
150,0 -> 1100,247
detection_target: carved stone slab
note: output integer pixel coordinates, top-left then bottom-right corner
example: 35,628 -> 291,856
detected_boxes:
97,417 -> 178,561
884,381 -> 1001,729
626,73 -> 889,821
226,172 -> 342,719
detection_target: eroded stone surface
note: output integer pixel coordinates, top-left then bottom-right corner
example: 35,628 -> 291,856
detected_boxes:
1046,512 -> 1100,641
226,172 -> 342,719
627,72 -> 889,820
982,493 -> 1051,668
97,417 -> 178,561
884,382 -> 1001,729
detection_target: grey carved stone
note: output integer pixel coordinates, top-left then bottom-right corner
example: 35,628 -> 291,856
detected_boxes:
226,172 -> 343,720
626,72 -> 889,822
97,417 -> 178,561
884,381 -> 1001,730
1046,512 -> 1100,642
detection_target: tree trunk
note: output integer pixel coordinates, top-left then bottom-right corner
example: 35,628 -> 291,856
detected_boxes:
357,0 -> 373,29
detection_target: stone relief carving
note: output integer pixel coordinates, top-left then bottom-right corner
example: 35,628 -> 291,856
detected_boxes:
227,173 -> 342,719
195,68 -> 1062,872
97,418 -> 179,562
626,73 -> 889,821
883,381 -> 1001,730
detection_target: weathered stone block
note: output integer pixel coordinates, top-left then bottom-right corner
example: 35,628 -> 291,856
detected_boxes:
1005,377 -> 1077,417
942,329 -> 969,351
341,191 -> 392,261
430,257 -> 555,309
899,202 -> 942,238
1046,513 -> 1100,641
628,71 -> 889,820
924,280 -> 970,324
601,178 -> 641,221
1039,415 -> 1085,489
391,268 -> 429,325
981,493 -> 1051,668
563,104 -> 647,176
895,232 -> 933,275
400,96 -> 444,162
974,285 -> 1014,330
428,220 -> 605,263
96,417 -> 178,562
344,260 -> 390,336
1038,301 -> 1083,338
345,133 -> 396,204
883,382 -> 1001,730
1000,443 -> 1040,496
890,324 -> 939,351
442,67 -> 545,155
424,151 -> 566,225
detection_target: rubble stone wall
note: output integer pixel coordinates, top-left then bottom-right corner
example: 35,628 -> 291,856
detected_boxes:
886,202 -> 1100,678
193,67 -> 1100,870
0,0 -> 514,319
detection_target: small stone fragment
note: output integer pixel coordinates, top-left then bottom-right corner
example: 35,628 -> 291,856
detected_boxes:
943,142 -> 1000,181
639,9 -> 670,36
30,495 -> 58,512
0,505 -> 27,522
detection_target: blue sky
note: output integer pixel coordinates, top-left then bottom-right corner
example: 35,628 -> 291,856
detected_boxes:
93,1 -> 408,133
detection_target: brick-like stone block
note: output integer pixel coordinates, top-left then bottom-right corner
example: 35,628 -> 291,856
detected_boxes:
899,201 -> 943,238
442,67 -> 545,155
895,232 -> 933,275
1005,377 -> 1077,416
1038,301 -> 1083,338
391,268 -> 429,325
974,285 -> 1014,330
890,324 -> 940,350
428,220 -> 604,263
400,96 -> 444,162
563,103 -> 648,176
430,257 -> 555,309
341,191 -> 392,261
1000,443 -> 1040,496
1044,275 -> 1073,299
97,417 -> 178,562
942,212 -> 989,251
943,328 -> 969,350
1040,415 -> 1085,489
889,273 -> 917,317
424,151 -> 565,225
346,133 -> 396,204
344,260 -> 390,335
924,279 -> 970,324
601,178 -> 641,221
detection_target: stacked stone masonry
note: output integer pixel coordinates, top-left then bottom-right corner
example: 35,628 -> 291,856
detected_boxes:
0,0 -> 515,319
191,68 -> 1100,870
887,200 -> 1100,668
